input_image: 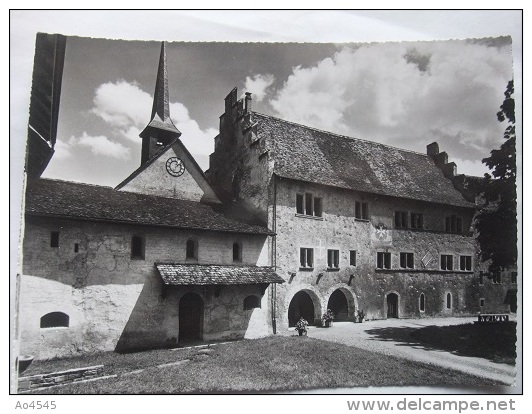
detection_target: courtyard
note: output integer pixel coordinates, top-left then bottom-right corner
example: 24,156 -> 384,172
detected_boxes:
19,316 -> 517,394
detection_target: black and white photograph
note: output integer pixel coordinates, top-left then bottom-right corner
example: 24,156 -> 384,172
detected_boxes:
9,9 -> 523,404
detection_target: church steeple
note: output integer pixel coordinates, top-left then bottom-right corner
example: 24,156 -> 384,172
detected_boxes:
139,41 -> 181,165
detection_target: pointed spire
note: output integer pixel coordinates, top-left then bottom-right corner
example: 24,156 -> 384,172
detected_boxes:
139,41 -> 181,164
151,41 -> 171,122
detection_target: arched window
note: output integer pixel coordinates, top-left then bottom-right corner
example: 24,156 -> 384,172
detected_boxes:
131,235 -> 145,259
40,312 -> 69,328
243,295 -> 261,310
186,239 -> 198,260
233,242 -> 242,262
419,293 -> 425,312
446,293 -> 452,310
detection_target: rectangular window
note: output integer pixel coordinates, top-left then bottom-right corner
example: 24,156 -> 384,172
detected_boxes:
410,213 -> 423,229
355,201 -> 369,220
493,272 -> 502,284
50,231 -> 60,248
300,248 -> 314,268
296,193 -> 322,217
440,254 -> 453,270
327,249 -> 340,269
296,194 -> 304,214
459,255 -> 472,271
479,298 -> 485,307
131,235 -> 145,260
445,215 -> 463,233
313,197 -> 322,217
395,211 -> 408,228
377,252 -> 391,269
74,243 -> 79,253
349,250 -> 357,266
400,252 -> 414,269
305,192 -> 313,215
511,271 -> 517,284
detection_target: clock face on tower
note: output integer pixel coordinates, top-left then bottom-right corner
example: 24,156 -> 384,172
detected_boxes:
165,157 -> 185,177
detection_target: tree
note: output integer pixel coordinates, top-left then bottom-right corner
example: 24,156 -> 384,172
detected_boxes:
475,80 -> 517,274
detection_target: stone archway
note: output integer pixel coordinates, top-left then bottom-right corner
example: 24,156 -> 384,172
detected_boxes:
386,292 -> 399,318
327,289 -> 349,321
288,290 -> 318,327
179,292 -> 204,344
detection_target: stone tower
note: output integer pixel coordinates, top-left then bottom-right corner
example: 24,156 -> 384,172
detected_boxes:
139,41 -> 181,165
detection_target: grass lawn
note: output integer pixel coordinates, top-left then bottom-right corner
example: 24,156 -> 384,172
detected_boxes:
411,322 -> 517,365
25,335 -> 503,394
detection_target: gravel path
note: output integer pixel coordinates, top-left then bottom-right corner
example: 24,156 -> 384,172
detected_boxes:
281,317 -> 517,386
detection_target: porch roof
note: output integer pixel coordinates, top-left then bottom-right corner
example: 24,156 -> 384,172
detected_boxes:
156,263 -> 285,285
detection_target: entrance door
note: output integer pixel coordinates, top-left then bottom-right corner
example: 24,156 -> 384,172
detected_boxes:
288,291 -> 315,327
179,292 -> 203,344
327,289 -> 349,321
387,293 -> 399,318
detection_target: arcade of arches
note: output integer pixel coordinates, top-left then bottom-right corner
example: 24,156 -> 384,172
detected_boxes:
287,288 -> 352,326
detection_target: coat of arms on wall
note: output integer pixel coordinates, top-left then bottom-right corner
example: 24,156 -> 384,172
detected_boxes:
371,222 -> 393,246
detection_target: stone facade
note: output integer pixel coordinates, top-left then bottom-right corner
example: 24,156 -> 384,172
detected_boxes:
207,88 -> 485,331
20,215 -> 271,359
272,179 -> 478,329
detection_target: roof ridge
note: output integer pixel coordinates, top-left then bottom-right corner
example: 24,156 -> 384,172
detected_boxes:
251,111 -> 428,157
36,177 -> 115,189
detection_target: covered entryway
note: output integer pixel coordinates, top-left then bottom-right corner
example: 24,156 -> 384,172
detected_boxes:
288,291 -> 315,327
179,292 -> 204,343
386,293 -> 399,318
327,289 -> 349,321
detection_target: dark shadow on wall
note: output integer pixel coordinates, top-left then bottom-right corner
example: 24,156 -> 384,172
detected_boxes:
115,272 -> 261,353
363,322 -> 516,365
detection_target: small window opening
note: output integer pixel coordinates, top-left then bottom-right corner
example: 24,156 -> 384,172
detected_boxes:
327,249 -> 339,269
479,298 -> 485,307
186,239 -> 198,260
400,252 -> 414,269
243,295 -> 261,310
50,231 -> 60,248
349,250 -> 357,266
419,293 -> 425,312
131,235 -> 145,260
40,312 -> 69,328
441,254 -> 453,270
377,252 -> 391,269
74,243 -> 79,253
300,248 -> 314,268
446,293 -> 452,309
233,242 -> 242,262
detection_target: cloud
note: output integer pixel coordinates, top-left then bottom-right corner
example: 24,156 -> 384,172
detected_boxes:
69,132 -> 131,160
90,80 -> 214,158
243,74 -> 275,102
269,40 -> 513,167
52,139 -> 74,160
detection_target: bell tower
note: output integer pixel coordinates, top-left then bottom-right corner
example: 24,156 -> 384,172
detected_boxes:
139,41 -> 181,165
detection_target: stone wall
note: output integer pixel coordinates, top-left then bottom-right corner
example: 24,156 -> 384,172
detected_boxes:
119,143 -> 220,204
272,179 -> 479,330
20,216 -> 270,359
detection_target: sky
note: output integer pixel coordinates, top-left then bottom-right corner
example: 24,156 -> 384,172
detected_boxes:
38,35 -> 514,188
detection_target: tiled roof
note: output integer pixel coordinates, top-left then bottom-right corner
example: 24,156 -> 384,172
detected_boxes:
156,264 -> 284,285
254,113 -> 474,208
25,178 -> 272,235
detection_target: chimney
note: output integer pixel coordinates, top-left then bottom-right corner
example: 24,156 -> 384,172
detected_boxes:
442,162 -> 457,178
245,92 -> 252,113
426,142 -> 439,157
